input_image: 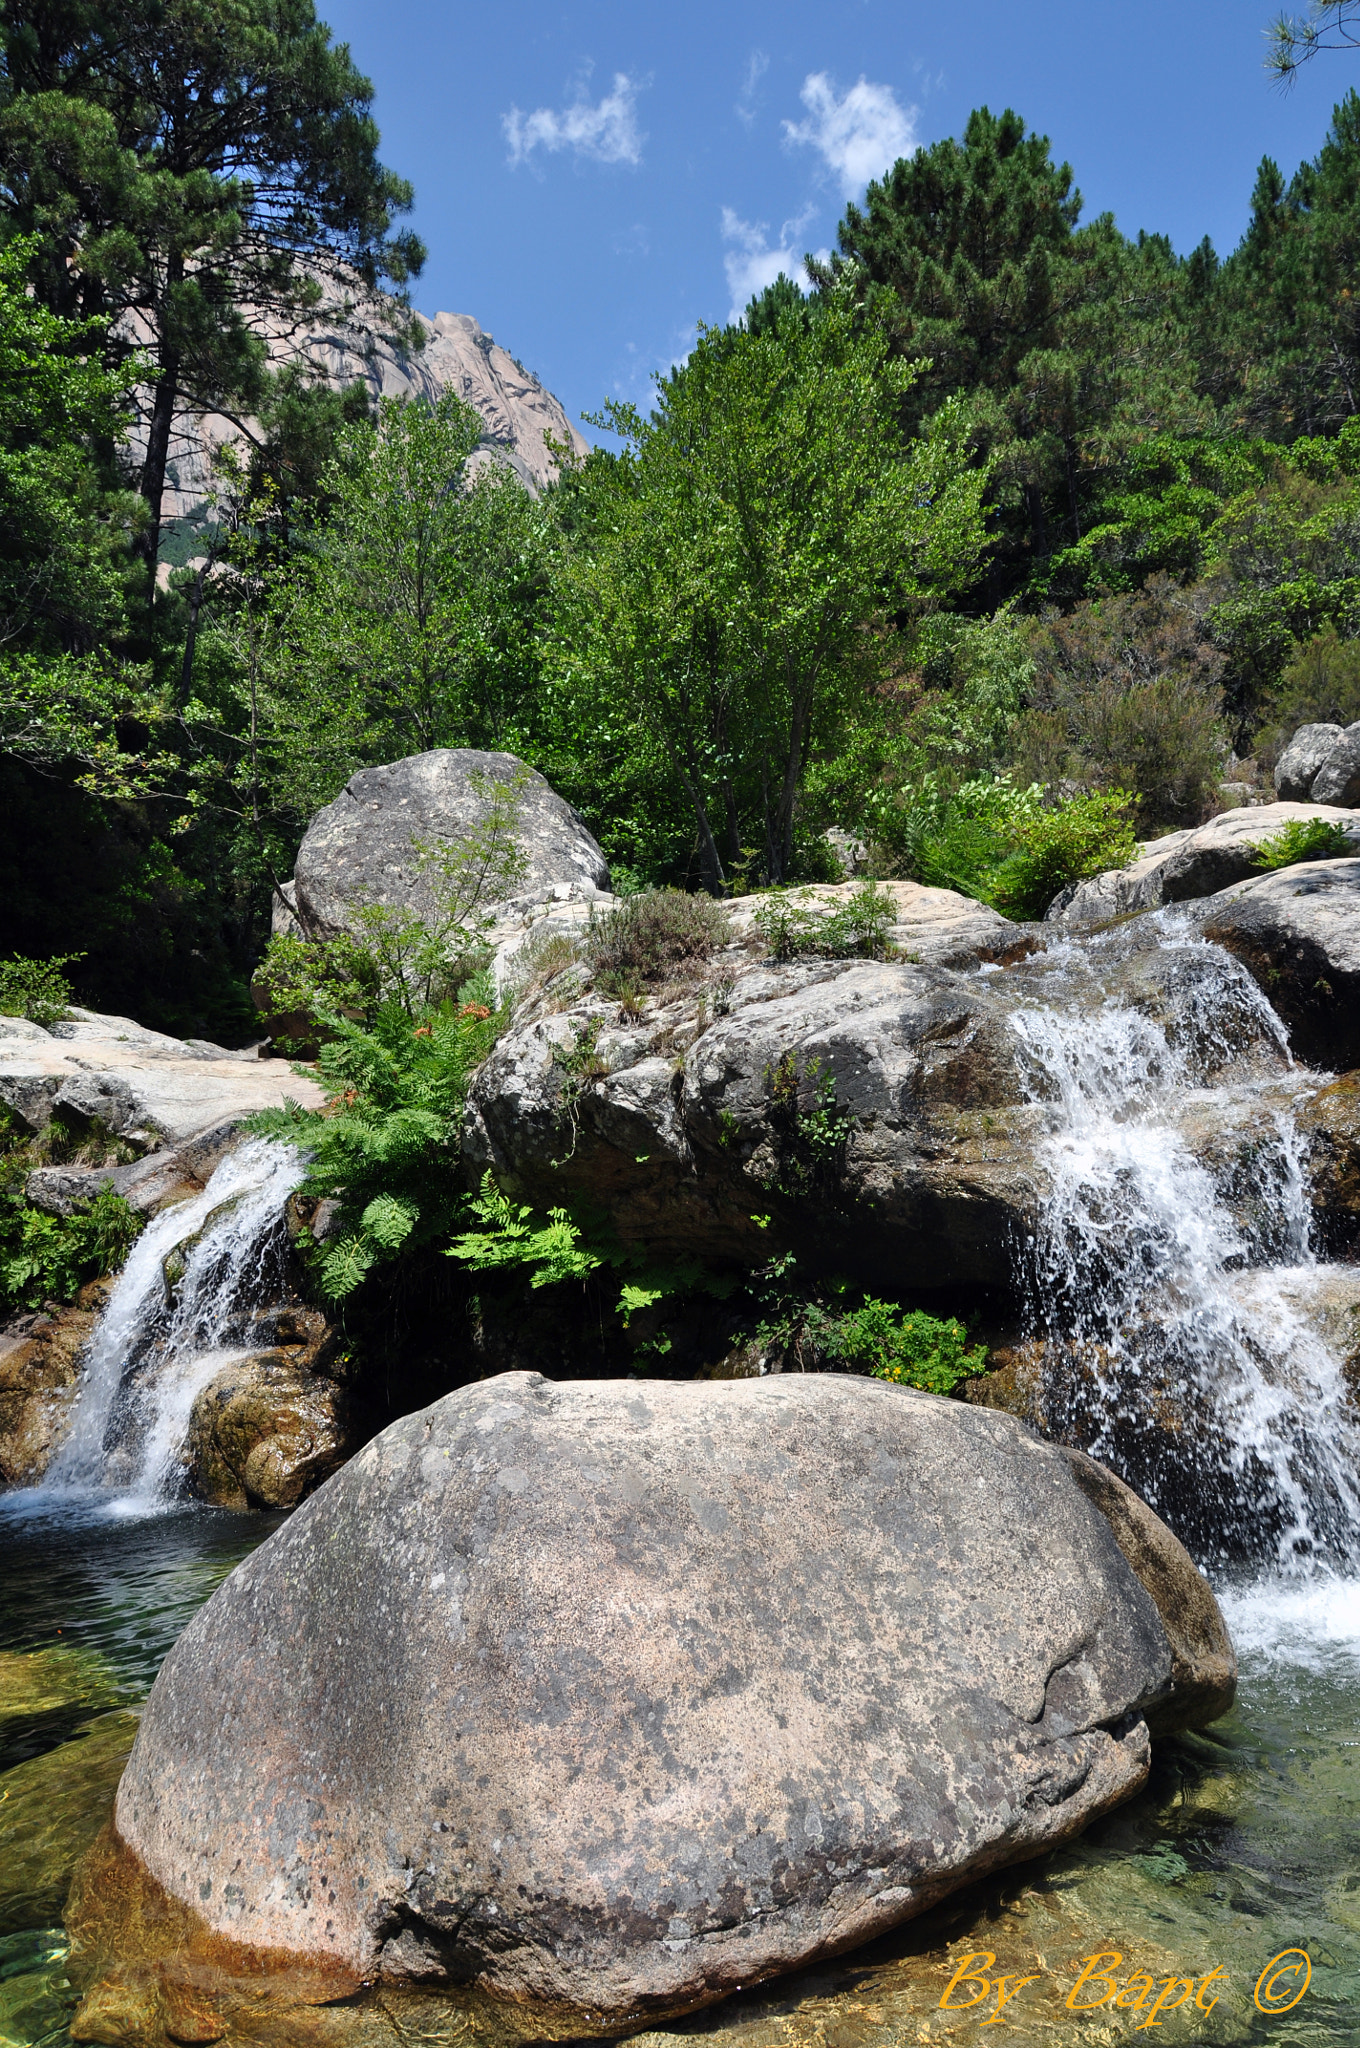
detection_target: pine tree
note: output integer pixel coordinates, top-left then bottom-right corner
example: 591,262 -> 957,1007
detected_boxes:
0,0 -> 425,584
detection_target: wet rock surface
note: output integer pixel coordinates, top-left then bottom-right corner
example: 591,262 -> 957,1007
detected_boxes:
185,1321 -> 363,1511
113,1370 -> 1231,2030
1195,856 -> 1360,1069
0,1282 -> 111,1486
1047,802 -> 1360,925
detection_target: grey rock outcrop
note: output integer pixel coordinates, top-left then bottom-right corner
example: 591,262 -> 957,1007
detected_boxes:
149,300 -> 588,535
0,1011 -> 323,1158
464,926 -> 1284,1295
1274,722 -> 1346,799
283,749 -> 611,944
1310,724 -> 1360,806
1196,856 -> 1360,1069
1048,802 -> 1360,924
114,1371 -> 1233,2027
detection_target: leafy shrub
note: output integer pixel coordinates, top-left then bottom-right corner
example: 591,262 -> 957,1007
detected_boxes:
1016,578 -> 1227,830
586,889 -> 731,997
247,981 -> 505,1299
881,775 -> 1042,897
825,1298 -> 988,1396
0,953 -> 81,1029
986,790 -> 1139,919
0,1179 -> 141,1313
1273,628 -> 1360,731
1249,817 -> 1355,870
752,881 -> 897,961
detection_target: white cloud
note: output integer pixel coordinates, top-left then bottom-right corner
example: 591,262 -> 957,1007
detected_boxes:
503,73 -> 645,168
721,207 -> 815,323
735,48 -> 768,127
783,72 -> 916,195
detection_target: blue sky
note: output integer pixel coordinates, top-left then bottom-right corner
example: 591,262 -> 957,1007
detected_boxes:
319,0 -> 1359,441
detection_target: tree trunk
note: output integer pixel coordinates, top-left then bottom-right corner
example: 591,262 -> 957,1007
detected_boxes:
138,354 -> 182,592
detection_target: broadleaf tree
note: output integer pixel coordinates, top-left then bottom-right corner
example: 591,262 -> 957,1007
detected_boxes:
547,298 -> 991,889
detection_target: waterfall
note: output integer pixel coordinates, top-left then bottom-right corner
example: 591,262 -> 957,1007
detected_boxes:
1008,922 -> 1360,1575
37,1138 -> 305,1512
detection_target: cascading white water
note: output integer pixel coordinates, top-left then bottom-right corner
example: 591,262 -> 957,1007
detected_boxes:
39,1138 -> 305,1512
1007,921 -> 1360,1573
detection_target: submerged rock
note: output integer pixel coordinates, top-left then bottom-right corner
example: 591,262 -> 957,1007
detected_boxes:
111,1371 -> 1233,2032
0,1711 -> 138,1933
0,1646 -> 122,1770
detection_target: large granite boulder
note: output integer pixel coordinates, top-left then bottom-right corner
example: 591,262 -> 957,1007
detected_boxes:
1310,723 -> 1360,806
112,1371 -> 1233,2029
1047,802 -> 1360,925
285,750 -> 610,941
1274,721 -> 1346,799
1196,856 -> 1360,1069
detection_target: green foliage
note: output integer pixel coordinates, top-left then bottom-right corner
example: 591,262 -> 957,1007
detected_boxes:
548,297 -> 990,889
752,882 -> 898,961
0,0 -> 425,571
1015,580 -> 1228,831
827,1299 -> 989,1395
1270,627 -> 1360,734
270,395 -> 554,778
880,775 -> 1043,897
1249,817 -> 1355,869
246,985 -> 504,1299
987,790 -> 1138,919
447,1172 -> 736,1331
0,1177 -> 141,1314
585,889 -> 731,998
0,953 -> 80,1027
764,1054 -> 856,1204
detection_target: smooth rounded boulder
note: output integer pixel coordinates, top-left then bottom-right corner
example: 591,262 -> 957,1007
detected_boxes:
287,749 -> 611,940
113,1371 -> 1234,2030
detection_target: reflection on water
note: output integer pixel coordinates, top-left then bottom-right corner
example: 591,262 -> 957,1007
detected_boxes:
0,1504 -> 1356,2046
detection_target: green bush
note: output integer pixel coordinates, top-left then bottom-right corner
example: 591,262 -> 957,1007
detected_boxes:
986,790 -> 1139,919
247,980 -> 505,1299
0,953 -> 81,1029
1249,817 -> 1355,870
826,1298 -> 989,1396
446,1172 -> 736,1335
752,881 -> 897,961
0,1179 -> 141,1313
1272,628 -> 1360,733
585,889 -> 731,997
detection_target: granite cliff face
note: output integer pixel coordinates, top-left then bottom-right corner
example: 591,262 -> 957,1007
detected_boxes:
152,297 -> 587,532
